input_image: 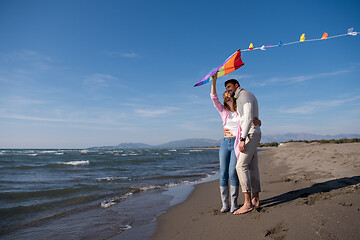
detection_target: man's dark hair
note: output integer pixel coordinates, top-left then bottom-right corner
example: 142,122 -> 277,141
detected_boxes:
224,79 -> 240,87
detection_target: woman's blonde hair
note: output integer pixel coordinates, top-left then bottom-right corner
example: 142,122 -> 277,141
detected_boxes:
222,91 -> 237,111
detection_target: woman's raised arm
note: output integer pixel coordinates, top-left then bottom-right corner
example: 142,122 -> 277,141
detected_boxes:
211,72 -> 218,95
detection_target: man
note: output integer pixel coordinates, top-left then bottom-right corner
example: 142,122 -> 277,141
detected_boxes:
225,79 -> 261,215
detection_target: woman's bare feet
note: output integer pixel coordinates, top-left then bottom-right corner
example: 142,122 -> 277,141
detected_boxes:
251,197 -> 260,208
233,204 -> 254,215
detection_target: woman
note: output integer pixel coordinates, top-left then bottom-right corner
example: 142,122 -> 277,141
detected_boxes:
211,73 -> 260,213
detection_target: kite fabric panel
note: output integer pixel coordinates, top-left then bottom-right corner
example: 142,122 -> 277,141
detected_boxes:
194,49 -> 244,87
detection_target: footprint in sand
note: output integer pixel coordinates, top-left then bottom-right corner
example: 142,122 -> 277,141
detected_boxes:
265,222 -> 289,239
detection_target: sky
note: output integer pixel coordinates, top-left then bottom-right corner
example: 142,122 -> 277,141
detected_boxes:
0,0 -> 359,148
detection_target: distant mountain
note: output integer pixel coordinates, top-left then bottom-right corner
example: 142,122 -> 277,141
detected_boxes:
155,138 -> 221,148
89,143 -> 152,149
89,134 -> 360,149
89,138 -> 221,149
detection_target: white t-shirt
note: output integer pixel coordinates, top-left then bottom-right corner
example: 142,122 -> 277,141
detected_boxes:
223,111 -> 240,136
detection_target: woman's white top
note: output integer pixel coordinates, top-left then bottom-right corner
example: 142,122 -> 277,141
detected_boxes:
223,111 -> 240,136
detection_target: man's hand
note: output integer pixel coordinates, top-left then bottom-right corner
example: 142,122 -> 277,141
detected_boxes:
252,117 -> 261,126
239,141 -> 245,153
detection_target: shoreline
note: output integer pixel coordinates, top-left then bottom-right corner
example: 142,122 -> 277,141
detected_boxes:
151,142 -> 360,240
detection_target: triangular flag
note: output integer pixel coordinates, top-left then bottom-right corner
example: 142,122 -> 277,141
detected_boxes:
300,34 -> 306,42
249,43 -> 254,50
321,32 -> 328,40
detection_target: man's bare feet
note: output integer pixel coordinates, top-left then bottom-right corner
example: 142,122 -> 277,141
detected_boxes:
233,204 -> 254,215
251,197 -> 260,208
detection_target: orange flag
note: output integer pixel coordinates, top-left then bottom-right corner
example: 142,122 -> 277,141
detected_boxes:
321,32 -> 328,40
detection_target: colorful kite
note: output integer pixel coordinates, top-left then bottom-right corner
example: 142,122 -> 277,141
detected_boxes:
194,27 -> 359,87
194,49 -> 244,87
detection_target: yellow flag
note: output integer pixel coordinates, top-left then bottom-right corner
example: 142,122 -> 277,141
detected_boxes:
300,34 -> 306,42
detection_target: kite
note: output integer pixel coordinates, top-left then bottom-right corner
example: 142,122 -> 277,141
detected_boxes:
194,49 -> 244,87
194,27 -> 359,87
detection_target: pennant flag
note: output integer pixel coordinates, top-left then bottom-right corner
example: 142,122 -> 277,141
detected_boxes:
348,27 -> 358,36
194,50 -> 244,87
249,43 -> 254,50
278,40 -> 282,46
321,32 -> 328,40
300,34 -> 306,42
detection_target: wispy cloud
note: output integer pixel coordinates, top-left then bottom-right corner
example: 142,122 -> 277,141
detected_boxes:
279,96 -> 360,114
134,107 -> 177,117
104,50 -> 141,58
2,50 -> 54,71
0,111 -> 128,125
2,96 -> 47,105
83,73 -> 118,87
258,69 -> 351,87
121,51 -> 140,58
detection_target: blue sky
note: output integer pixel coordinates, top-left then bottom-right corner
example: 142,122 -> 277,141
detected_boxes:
1,0 -> 359,148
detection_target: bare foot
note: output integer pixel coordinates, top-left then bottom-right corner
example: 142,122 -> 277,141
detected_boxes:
233,204 -> 254,215
252,197 -> 260,208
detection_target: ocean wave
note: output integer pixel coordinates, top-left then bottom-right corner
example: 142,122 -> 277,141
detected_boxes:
96,176 -> 129,181
39,150 -> 57,154
57,161 -> 89,166
100,191 -> 134,208
146,174 -> 207,180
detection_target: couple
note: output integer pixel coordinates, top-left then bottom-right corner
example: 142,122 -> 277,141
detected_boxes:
210,73 -> 261,215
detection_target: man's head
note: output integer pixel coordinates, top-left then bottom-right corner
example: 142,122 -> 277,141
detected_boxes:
224,79 -> 240,96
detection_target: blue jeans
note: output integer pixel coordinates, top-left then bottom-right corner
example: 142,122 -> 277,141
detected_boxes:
219,137 -> 239,187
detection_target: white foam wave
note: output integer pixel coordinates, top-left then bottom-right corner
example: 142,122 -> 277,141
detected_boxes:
54,152 -> 64,155
96,176 -> 129,181
120,225 -> 132,231
40,150 -> 57,154
100,192 -> 134,208
28,153 -> 38,156
57,160 -> 89,166
189,149 -> 202,152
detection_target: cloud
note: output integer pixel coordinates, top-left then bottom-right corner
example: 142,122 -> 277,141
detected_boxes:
258,69 -> 351,87
84,73 -> 118,87
0,111 -> 128,126
2,50 -> 54,71
0,113 -> 75,123
121,51 -> 140,58
134,107 -> 177,117
279,96 -> 360,114
105,51 -> 141,58
2,96 -> 47,105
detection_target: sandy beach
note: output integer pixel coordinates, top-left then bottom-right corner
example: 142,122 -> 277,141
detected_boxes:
151,142 -> 360,240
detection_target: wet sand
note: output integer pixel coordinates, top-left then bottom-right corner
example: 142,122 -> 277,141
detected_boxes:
151,142 -> 360,240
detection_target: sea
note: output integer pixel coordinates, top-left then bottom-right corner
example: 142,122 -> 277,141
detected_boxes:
0,148 -> 220,239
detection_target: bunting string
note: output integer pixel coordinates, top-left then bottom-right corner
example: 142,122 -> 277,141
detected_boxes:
194,28 -> 359,87
242,28 -> 358,52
